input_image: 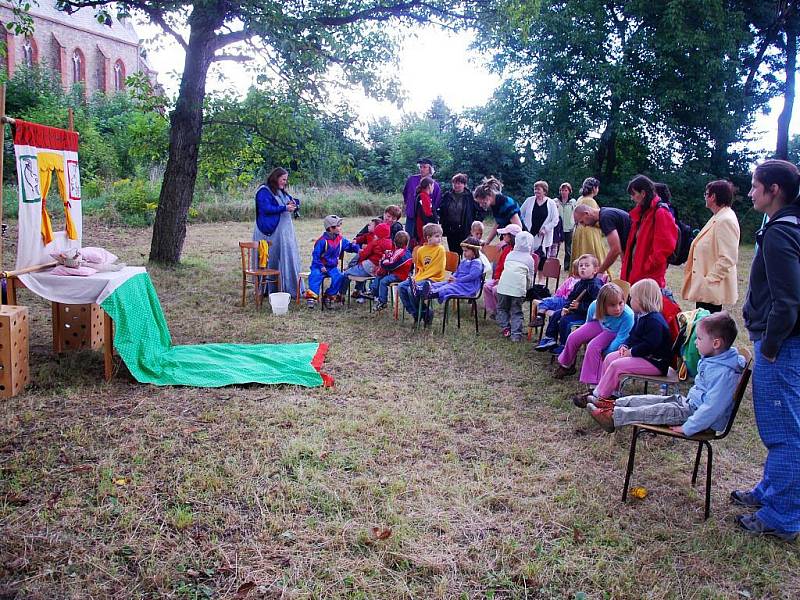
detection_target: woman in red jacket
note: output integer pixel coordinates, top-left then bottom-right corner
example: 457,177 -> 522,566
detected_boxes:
621,175 -> 678,288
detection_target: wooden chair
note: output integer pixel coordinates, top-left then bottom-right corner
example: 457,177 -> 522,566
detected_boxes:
618,367 -> 683,396
481,244 -> 502,264
611,278 -> 631,302
621,348 -> 752,520
440,274 -> 486,335
393,246 -> 419,320
528,256 -> 560,340
239,241 -> 281,308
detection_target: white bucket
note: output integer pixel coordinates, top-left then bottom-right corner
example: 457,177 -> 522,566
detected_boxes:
268,292 -> 291,315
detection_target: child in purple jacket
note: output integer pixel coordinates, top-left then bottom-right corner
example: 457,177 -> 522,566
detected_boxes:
422,237 -> 485,308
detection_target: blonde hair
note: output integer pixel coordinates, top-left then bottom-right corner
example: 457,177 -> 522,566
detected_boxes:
595,283 -> 625,321
570,259 -> 580,277
534,180 -> 549,193
630,279 -> 662,313
423,222 -> 443,240
577,253 -> 599,269
470,220 -> 484,233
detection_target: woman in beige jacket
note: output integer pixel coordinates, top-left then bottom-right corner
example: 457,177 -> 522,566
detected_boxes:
681,180 -> 740,312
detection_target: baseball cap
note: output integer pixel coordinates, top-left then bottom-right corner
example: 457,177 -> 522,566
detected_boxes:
497,224 -> 522,236
323,215 -> 343,229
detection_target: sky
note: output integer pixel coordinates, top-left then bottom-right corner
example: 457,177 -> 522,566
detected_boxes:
137,18 -> 794,155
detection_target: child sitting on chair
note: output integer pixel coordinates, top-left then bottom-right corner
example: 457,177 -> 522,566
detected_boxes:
398,223 -> 446,325
306,215 -> 360,308
586,311 -> 744,434
370,231 -> 413,312
536,259 -> 580,316
424,236 -> 485,305
553,282 -> 634,379
496,231 -> 536,341
535,254 -> 602,355
354,217 -> 382,246
471,221 -> 493,276
483,224 -> 520,319
573,278 -> 673,410
384,205 -> 404,239
346,222 -> 393,302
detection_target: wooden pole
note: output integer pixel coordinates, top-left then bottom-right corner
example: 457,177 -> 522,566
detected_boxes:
68,107 -> 74,132
1,83 -> 6,274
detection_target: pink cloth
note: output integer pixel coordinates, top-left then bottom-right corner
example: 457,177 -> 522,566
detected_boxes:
51,265 -> 98,277
555,275 -> 579,298
483,279 -> 499,315
557,320 -> 617,384
593,350 -> 661,398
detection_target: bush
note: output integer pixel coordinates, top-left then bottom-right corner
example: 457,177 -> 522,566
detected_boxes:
107,179 -> 159,227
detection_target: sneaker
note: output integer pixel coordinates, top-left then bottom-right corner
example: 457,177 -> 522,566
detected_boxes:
730,490 -> 763,508
374,300 -> 387,312
735,513 -> 798,542
423,308 -> 434,326
535,337 -> 557,351
306,298 -> 317,308
549,344 -> 565,355
356,297 -> 367,304
361,291 -> 375,299
591,396 -> 616,410
589,406 -> 615,432
553,364 -> 577,379
502,327 -> 511,338
305,290 -> 319,300
351,289 -> 361,299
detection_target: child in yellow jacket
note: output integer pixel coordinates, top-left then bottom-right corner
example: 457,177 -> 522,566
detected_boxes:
398,223 -> 446,324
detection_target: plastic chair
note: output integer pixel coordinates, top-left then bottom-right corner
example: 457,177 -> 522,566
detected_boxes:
621,348 -> 752,520
239,241 -> 281,308
440,274 -> 486,335
482,244 -> 503,264
528,256 -> 560,340
445,251 -> 460,273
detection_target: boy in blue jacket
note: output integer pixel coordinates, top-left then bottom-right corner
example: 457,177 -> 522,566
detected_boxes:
306,215 -> 359,308
588,311 -> 745,434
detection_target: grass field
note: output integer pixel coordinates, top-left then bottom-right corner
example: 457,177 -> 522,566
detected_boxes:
1,217 -> 798,599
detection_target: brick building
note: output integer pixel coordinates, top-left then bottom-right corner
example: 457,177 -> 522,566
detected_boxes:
0,1 -> 157,96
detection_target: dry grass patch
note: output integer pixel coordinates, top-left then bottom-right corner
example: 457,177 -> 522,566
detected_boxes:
1,217 -> 798,598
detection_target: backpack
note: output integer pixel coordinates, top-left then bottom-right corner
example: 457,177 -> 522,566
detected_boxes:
657,201 -> 694,266
672,308 -> 710,380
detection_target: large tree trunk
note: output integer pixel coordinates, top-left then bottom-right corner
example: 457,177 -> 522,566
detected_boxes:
593,98 -> 620,181
149,7 -> 222,264
777,24 -> 797,160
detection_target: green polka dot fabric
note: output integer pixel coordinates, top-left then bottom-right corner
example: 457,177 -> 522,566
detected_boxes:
100,273 -> 325,387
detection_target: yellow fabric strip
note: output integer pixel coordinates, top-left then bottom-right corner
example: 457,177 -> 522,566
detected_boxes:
258,240 -> 269,267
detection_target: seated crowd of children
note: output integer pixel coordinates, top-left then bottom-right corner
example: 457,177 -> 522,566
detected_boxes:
303,207 -> 744,440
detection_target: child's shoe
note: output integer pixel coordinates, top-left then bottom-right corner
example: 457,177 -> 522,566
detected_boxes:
356,296 -> 367,304
502,327 -> 511,338
374,300 -> 387,312
588,405 -> 615,432
306,298 -> 317,308
351,289 -> 362,299
572,391 -> 592,408
553,363 -> 576,379
423,308 -> 434,326
549,344 -> 565,355
535,336 -> 557,351
587,396 -> 616,410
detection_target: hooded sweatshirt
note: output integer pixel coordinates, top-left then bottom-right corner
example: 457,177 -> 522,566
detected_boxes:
682,348 -> 746,436
358,223 -> 393,265
743,203 -> 800,360
497,231 -> 536,297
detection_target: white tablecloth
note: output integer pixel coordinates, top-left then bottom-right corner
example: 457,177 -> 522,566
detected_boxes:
19,266 -> 147,305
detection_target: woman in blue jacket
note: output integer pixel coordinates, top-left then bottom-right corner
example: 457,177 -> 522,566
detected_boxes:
737,159 -> 800,542
253,167 -> 303,298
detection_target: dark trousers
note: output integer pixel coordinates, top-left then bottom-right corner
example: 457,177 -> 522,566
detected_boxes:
445,230 -> 467,256
696,301 -> 722,313
563,230 -> 573,270
545,309 -> 585,343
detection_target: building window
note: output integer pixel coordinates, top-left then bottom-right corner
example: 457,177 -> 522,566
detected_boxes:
72,49 -> 85,84
113,60 -> 125,90
23,38 -> 37,67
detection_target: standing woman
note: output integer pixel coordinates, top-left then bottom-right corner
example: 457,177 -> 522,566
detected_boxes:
253,167 -> 302,298
402,158 -> 441,236
474,177 -> 523,244
557,182 -> 578,270
736,159 -> 800,542
520,180 -> 559,267
620,175 -> 677,287
571,177 -> 608,271
681,180 -> 740,313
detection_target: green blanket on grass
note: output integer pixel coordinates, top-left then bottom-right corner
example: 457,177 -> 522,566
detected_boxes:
100,272 -> 327,387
